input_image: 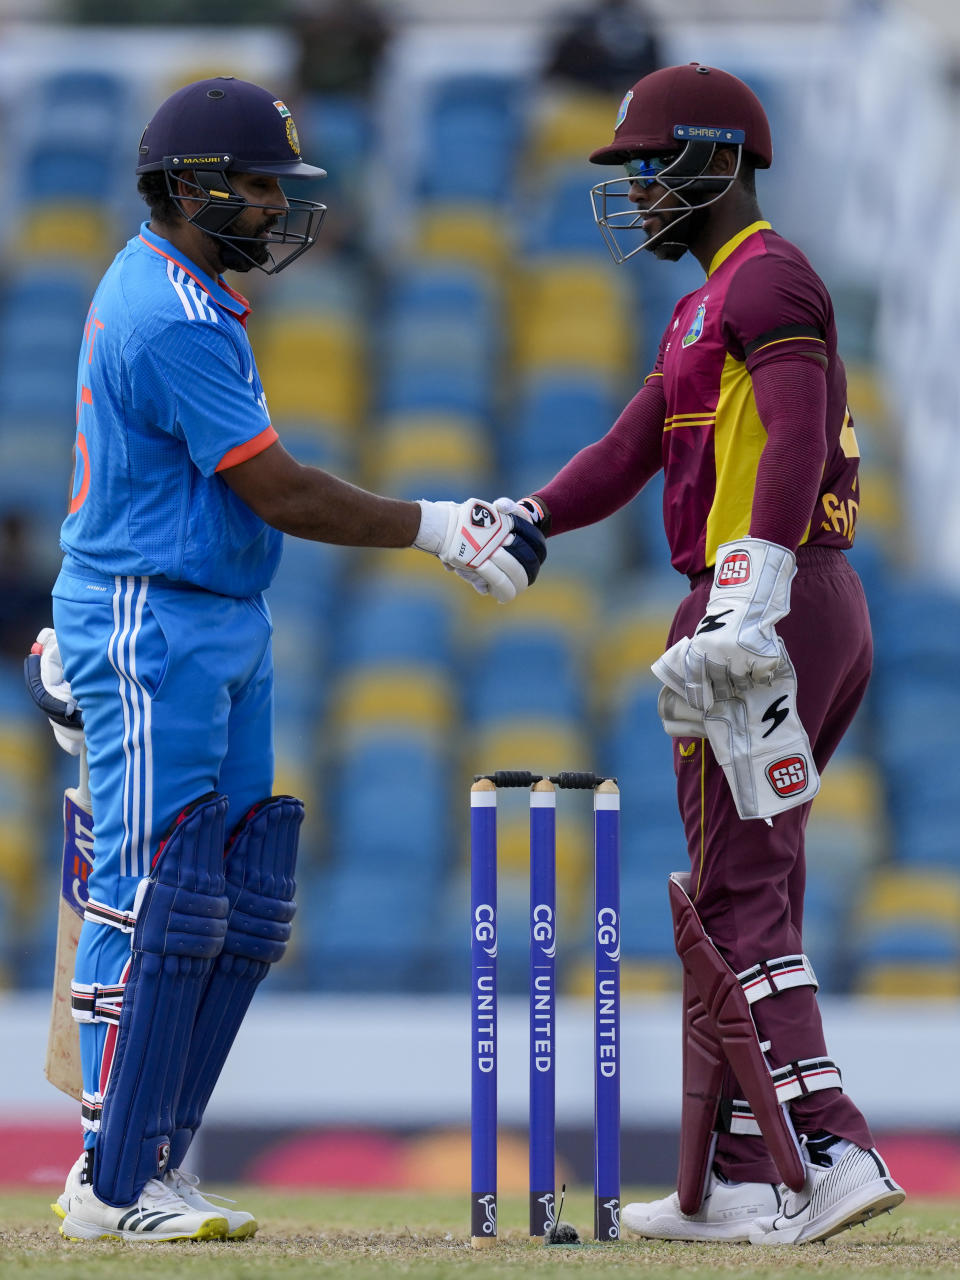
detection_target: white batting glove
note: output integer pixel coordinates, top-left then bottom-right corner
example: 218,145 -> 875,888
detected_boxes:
414,498 -> 547,603
28,627 -> 84,755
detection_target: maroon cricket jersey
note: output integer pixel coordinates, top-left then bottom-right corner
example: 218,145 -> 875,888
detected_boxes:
650,221 -> 860,576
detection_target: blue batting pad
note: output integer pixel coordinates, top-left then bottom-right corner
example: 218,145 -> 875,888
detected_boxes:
93,794 -> 229,1207
169,794 -> 303,1168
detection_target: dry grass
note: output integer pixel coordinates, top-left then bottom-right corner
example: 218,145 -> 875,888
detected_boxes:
0,1189 -> 955,1279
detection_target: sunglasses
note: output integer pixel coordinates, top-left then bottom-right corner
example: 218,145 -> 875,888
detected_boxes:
622,155 -> 676,187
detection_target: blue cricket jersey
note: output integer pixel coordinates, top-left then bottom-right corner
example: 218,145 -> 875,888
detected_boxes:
60,223 -> 282,597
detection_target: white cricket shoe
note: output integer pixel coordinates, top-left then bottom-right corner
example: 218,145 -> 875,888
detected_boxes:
164,1167 -> 258,1239
749,1139 -> 905,1245
54,1152 -> 228,1242
622,1168 -> 782,1242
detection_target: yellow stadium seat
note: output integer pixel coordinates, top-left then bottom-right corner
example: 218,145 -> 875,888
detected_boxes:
845,364 -> 893,439
526,89 -> 621,171
0,817 -> 38,898
256,315 -> 366,426
495,809 -> 590,892
15,204 -> 114,264
332,665 -> 455,735
511,258 -> 631,375
810,757 -> 885,822
468,574 -> 599,642
857,464 -> 902,538
591,605 -> 675,705
0,726 -> 46,780
857,870 -> 960,926
412,205 -> 512,274
471,719 -> 591,780
566,957 -> 679,996
857,964 -> 960,999
368,416 -> 493,491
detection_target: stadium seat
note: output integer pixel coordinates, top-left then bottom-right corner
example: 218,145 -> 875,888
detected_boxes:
412,204 -> 512,274
12,204 -> 116,263
330,733 -> 452,872
419,73 -> 526,204
851,869 -> 960,996
369,411 -> 492,500
333,665 -> 456,738
256,313 -> 367,427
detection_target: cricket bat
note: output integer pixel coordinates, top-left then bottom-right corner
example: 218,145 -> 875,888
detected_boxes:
45,744 -> 93,1099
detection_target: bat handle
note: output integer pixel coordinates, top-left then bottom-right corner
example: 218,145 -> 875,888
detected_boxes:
77,743 -> 91,811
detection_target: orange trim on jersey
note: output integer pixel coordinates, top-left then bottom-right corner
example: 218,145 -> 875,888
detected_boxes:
138,235 -> 250,321
217,278 -> 252,327
215,425 -> 278,471
69,432 -> 90,514
707,220 -> 772,278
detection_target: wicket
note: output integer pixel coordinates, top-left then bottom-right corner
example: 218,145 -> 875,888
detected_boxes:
470,770 -> 621,1246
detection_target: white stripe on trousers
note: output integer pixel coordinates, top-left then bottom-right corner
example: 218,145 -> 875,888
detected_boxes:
107,576 -> 154,878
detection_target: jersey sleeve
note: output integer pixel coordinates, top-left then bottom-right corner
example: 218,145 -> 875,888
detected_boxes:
721,253 -> 830,372
130,318 -> 277,478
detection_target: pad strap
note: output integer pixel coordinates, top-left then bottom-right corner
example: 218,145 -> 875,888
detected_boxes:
71,981 -> 125,1024
738,954 -> 818,1004
84,897 -> 138,933
726,1058 -> 843,1134
81,1089 -> 104,1132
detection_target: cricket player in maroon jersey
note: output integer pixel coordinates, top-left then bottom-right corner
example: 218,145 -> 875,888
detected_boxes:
498,63 -> 904,1244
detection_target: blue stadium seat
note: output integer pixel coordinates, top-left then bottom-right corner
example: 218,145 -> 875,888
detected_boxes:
507,373 -> 619,476
468,629 -> 584,723
298,867 -> 438,991
419,74 -> 526,204
523,164 -> 609,255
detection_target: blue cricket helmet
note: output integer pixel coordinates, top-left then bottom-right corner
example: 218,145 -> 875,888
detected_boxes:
136,76 -> 326,179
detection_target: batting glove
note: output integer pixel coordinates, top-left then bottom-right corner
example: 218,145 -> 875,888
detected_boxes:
24,626 -> 84,755
414,498 -> 547,603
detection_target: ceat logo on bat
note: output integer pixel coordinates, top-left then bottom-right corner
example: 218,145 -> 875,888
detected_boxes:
717,549 -> 751,587
766,755 -> 809,797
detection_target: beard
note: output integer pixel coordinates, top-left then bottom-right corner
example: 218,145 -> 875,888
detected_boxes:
215,236 -> 270,272
205,215 -> 276,273
647,202 -> 712,261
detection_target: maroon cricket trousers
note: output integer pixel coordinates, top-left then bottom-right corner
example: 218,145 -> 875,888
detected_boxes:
667,545 -> 875,1182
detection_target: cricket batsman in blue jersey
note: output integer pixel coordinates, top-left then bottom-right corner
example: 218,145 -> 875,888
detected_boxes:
40,76 -> 545,1242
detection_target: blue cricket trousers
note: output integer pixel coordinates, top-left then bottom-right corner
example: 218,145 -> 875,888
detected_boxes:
52,563 -> 275,1147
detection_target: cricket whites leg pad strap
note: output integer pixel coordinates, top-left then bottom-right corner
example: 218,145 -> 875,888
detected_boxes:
668,872 -> 806,1195
676,971 -> 725,1214
92,794 -> 229,1207
169,795 -> 303,1168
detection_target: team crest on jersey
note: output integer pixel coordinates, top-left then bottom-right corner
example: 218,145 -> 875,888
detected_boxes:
615,89 -> 633,130
682,301 -> 706,348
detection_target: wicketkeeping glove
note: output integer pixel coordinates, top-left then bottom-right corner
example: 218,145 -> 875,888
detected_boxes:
24,626 -> 84,755
666,537 -> 797,712
414,497 -> 547,603
653,643 -> 820,820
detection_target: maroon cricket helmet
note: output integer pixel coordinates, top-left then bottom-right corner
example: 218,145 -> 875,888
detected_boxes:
589,63 -> 772,169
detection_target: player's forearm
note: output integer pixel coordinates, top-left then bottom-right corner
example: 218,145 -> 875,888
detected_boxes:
222,442 -> 420,546
265,465 -> 420,546
533,380 -> 665,535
